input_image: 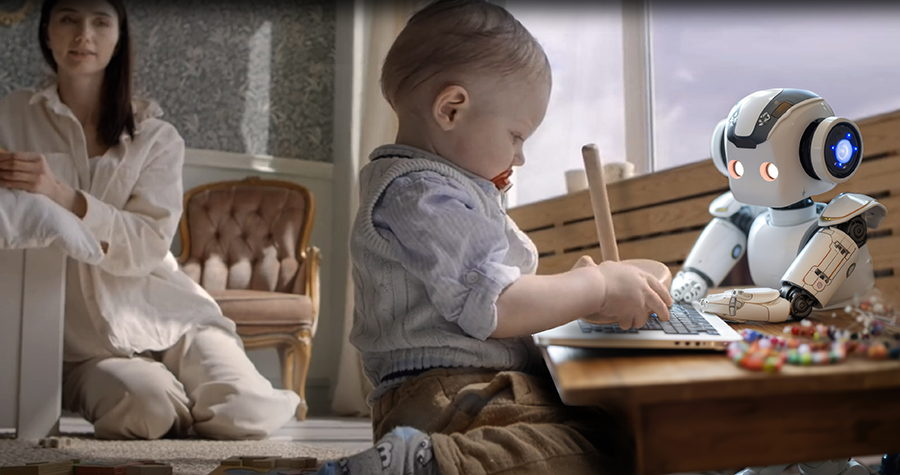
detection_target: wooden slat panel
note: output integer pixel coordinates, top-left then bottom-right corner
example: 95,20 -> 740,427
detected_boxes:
537,214 -> 897,279
535,251 -> 685,278
530,157 -> 900,253
534,182 -> 899,265
618,230 -> 703,263
603,160 -> 726,214
511,150 -> 896,238
535,230 -> 703,275
528,194 -> 717,254
539,238 -> 897,278
875,275 -> 900,298
513,110 -> 900,282
869,238 -> 900,272
856,110 -> 900,157
510,110 -> 899,233
815,153 -> 900,202
539,261 -> 685,281
508,159 -> 727,231
507,189 -> 595,231
539,238 -> 898,279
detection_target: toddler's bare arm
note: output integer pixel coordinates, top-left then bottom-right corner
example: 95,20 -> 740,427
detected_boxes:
491,261 -> 672,339
492,266 -> 605,338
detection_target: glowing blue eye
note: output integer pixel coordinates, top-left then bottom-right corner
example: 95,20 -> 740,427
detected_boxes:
846,133 -> 851,138
835,139 -> 854,164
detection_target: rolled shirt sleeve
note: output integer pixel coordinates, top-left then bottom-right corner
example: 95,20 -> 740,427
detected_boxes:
372,171 -> 520,340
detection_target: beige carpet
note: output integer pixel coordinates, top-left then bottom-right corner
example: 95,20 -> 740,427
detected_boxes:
0,436 -> 358,475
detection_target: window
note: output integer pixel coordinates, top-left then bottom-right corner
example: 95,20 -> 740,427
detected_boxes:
506,2 -> 900,206
505,1 -> 625,207
649,3 -> 900,171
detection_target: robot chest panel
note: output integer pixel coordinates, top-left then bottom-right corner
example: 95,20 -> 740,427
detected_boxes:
746,215 -> 818,288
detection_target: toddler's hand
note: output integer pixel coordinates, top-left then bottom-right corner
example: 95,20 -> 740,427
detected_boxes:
585,261 -> 673,329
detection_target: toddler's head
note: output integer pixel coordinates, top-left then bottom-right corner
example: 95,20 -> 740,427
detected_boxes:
381,0 -> 551,187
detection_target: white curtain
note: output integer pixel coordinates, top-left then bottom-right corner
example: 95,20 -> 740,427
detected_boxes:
331,0 -> 420,418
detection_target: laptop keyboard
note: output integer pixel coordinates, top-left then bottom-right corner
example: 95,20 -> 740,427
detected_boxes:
577,303 -> 720,335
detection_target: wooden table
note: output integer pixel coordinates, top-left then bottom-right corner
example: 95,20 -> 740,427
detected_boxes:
540,308 -> 900,475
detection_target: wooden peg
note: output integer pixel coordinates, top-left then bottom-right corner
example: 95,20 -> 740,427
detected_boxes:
582,144 -> 619,262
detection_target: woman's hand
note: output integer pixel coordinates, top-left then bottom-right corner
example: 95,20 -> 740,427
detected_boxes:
0,152 -> 86,217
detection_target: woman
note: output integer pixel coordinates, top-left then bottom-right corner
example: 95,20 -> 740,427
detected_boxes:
0,0 -> 300,440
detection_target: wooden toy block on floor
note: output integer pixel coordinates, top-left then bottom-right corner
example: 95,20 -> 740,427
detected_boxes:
73,461 -> 172,475
208,456 -> 320,475
124,463 -> 172,475
74,462 -> 134,475
0,459 -> 81,475
38,438 -> 72,449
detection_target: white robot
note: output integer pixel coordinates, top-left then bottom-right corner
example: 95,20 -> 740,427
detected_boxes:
670,88 -> 887,324
670,88 -> 886,475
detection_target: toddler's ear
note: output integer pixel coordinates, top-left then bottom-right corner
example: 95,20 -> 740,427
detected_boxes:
432,85 -> 469,131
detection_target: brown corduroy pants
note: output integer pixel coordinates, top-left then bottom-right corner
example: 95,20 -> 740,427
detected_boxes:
372,367 -> 636,475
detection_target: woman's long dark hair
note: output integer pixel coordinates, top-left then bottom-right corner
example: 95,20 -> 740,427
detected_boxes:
39,0 -> 135,147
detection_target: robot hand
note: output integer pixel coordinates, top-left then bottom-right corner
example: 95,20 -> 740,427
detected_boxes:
670,270 -> 709,304
736,459 -> 869,475
699,287 -> 792,323
735,464 -> 791,475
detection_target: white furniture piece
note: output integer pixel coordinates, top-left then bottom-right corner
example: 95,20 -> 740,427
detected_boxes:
0,248 -> 66,440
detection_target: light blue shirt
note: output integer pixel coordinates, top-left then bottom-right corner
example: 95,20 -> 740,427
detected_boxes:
350,145 -> 544,403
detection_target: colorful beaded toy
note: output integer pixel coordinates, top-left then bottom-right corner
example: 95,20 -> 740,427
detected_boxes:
727,289 -> 899,372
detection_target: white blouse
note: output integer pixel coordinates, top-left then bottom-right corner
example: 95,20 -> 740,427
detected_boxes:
0,84 -> 236,361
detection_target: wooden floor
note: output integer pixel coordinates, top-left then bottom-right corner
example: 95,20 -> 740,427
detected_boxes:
58,415 -> 374,452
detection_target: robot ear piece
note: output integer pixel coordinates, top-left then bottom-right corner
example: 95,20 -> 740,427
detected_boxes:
799,117 -> 863,184
710,119 -> 729,177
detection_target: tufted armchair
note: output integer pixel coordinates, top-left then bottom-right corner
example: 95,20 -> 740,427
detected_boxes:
176,176 -> 320,420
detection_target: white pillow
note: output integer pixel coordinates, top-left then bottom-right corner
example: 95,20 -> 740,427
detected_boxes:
0,187 -> 103,264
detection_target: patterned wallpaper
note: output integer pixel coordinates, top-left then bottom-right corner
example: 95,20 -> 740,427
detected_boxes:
0,0 -> 335,162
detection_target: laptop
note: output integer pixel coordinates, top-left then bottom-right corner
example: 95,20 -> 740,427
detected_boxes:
532,301 -> 743,350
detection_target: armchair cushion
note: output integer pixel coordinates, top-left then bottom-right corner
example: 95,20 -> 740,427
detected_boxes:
210,289 -> 314,335
180,184 -> 311,293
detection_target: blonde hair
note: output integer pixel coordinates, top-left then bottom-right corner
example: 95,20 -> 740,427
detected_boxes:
381,0 -> 550,110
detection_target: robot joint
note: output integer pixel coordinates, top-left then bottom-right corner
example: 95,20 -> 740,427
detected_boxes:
836,216 -> 868,248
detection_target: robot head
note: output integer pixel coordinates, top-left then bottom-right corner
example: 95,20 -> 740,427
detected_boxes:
710,88 -> 863,208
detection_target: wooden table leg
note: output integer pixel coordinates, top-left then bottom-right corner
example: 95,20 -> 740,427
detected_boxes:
620,403 -> 646,475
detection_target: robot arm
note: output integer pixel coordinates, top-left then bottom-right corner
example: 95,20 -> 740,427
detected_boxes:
702,194 -> 887,323
779,193 -> 887,318
671,192 -> 765,304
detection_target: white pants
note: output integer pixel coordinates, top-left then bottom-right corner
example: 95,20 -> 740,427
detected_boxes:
62,326 -> 300,440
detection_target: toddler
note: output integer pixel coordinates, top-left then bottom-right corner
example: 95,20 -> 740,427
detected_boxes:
317,1 -> 673,474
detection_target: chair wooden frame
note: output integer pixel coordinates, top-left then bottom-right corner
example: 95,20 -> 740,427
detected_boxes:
176,176 -> 320,420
